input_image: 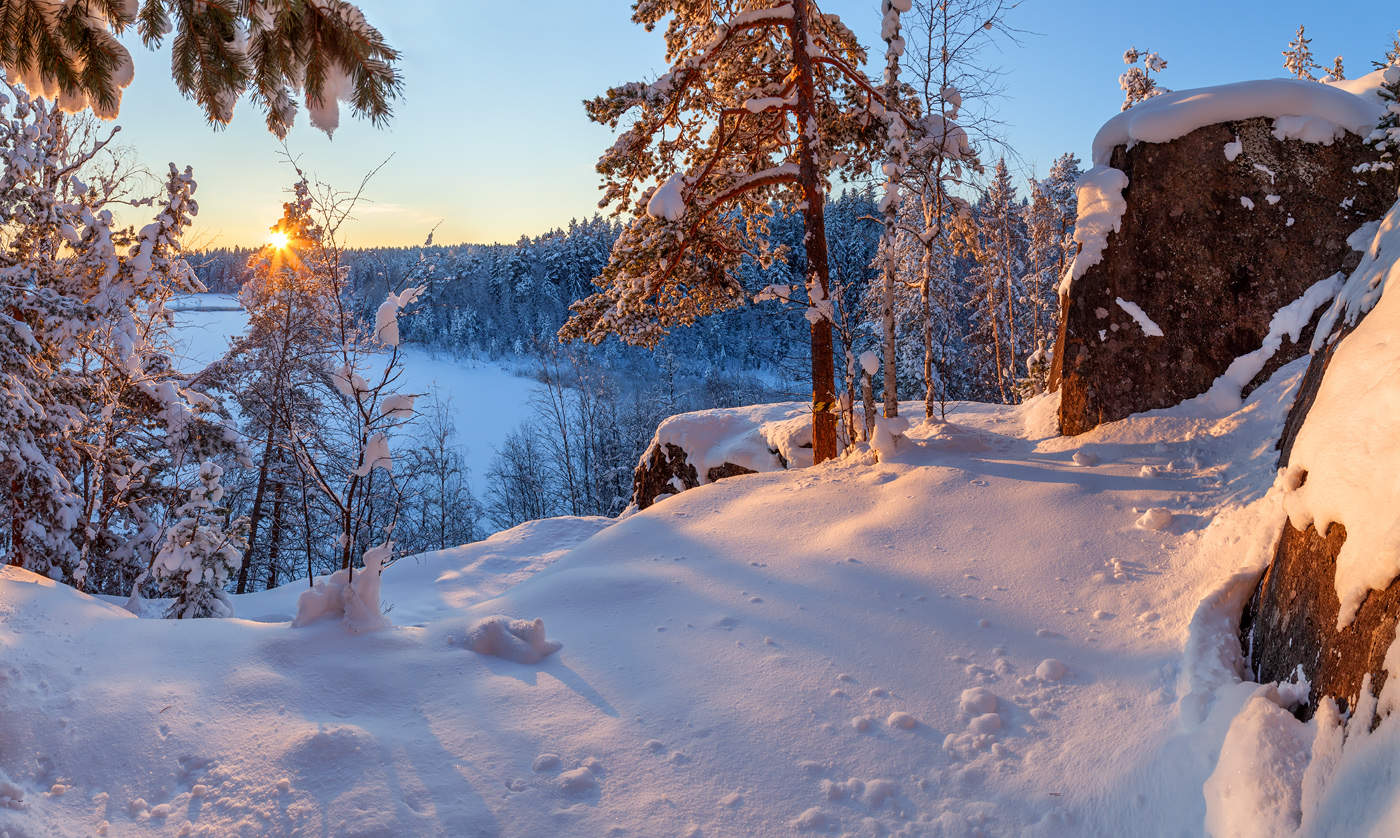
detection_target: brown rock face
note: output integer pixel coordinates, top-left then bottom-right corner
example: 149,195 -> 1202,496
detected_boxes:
1241,319 -> 1400,722
1055,117 -> 1391,435
631,443 -> 757,510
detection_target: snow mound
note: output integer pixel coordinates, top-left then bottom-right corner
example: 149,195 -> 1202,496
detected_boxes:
1092,77 -> 1385,166
464,615 -> 562,664
1136,508 -> 1173,531
644,401 -> 815,480
1203,686 -> 1312,838
291,543 -> 391,633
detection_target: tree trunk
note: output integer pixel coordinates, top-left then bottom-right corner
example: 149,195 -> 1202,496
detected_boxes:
921,248 -> 935,418
265,472 -> 287,590
236,426 -> 278,594
792,0 -> 837,464
8,472 -> 23,569
879,0 -> 903,421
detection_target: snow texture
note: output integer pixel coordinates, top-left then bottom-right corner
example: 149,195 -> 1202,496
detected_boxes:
647,173 -> 687,222
0,358 -> 1382,837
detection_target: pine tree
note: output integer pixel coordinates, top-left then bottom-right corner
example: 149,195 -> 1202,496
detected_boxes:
1120,47 -> 1169,110
153,461 -> 248,619
0,0 -> 401,137
1283,25 -> 1320,81
1323,56 -> 1346,82
1361,64 -> 1400,193
74,162 -> 243,596
1386,31 -> 1400,67
560,0 -> 888,464
209,179 -> 337,593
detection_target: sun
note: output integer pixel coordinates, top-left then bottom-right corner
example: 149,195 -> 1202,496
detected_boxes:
267,230 -> 290,249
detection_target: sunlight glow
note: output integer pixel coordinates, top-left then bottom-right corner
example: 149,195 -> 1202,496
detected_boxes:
267,230 -> 290,249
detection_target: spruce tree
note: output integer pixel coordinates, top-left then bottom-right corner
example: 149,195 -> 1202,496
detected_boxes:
1283,25 -> 1320,81
966,158 -> 1027,402
153,461 -> 248,619
560,0 -> 888,464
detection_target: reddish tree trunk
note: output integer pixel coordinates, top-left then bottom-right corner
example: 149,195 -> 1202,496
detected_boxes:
792,0 -> 837,464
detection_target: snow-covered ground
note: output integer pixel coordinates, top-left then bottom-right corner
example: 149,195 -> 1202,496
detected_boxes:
166,293 -> 541,499
5,354 -> 1372,837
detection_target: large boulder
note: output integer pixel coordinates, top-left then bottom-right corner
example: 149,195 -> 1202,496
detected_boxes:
1054,111 -> 1391,434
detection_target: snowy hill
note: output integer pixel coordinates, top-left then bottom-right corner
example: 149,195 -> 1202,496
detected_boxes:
5,359 -> 1373,837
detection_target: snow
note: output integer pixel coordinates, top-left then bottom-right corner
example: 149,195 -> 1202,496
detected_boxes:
646,173 -> 687,222
1060,165 -> 1129,294
643,401 -> 816,481
1279,199 -> 1400,628
1187,273 -> 1342,414
1114,297 -> 1165,337
463,616 -> 562,663
1203,685 -> 1312,838
7,344 -> 1400,835
1224,135 -> 1243,161
1091,77 -> 1385,166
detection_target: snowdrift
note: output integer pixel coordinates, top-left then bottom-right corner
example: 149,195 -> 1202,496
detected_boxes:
9,355 -> 1395,835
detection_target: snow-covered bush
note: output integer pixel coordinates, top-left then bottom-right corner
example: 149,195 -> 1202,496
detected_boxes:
291,541 -> 392,633
153,462 -> 248,619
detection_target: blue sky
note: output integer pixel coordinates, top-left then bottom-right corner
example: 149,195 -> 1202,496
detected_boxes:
110,1 -> 1396,248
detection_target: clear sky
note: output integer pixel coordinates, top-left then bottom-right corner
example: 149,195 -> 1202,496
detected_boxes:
109,1 -> 1396,249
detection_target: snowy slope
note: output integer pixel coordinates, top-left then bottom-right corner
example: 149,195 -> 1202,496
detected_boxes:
166,293 -> 542,500
0,359 -> 1330,837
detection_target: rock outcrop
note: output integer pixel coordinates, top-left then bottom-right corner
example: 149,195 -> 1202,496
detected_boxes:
1241,187 -> 1400,721
632,443 -> 760,510
1241,324 -> 1396,722
1054,117 -> 1391,434
630,403 -> 812,510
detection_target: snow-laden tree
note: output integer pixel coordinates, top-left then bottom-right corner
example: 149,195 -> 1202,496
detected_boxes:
559,0 -> 890,464
875,0 -> 913,421
0,80 -> 229,587
1323,56 -> 1346,82
152,461 -> 248,619
896,0 -> 1012,417
1021,152 -> 1080,391
1120,47 -> 1169,110
74,162 -> 244,596
1283,25 -> 1320,81
1363,64 -> 1400,194
966,158 -> 1027,402
0,0 -> 401,136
